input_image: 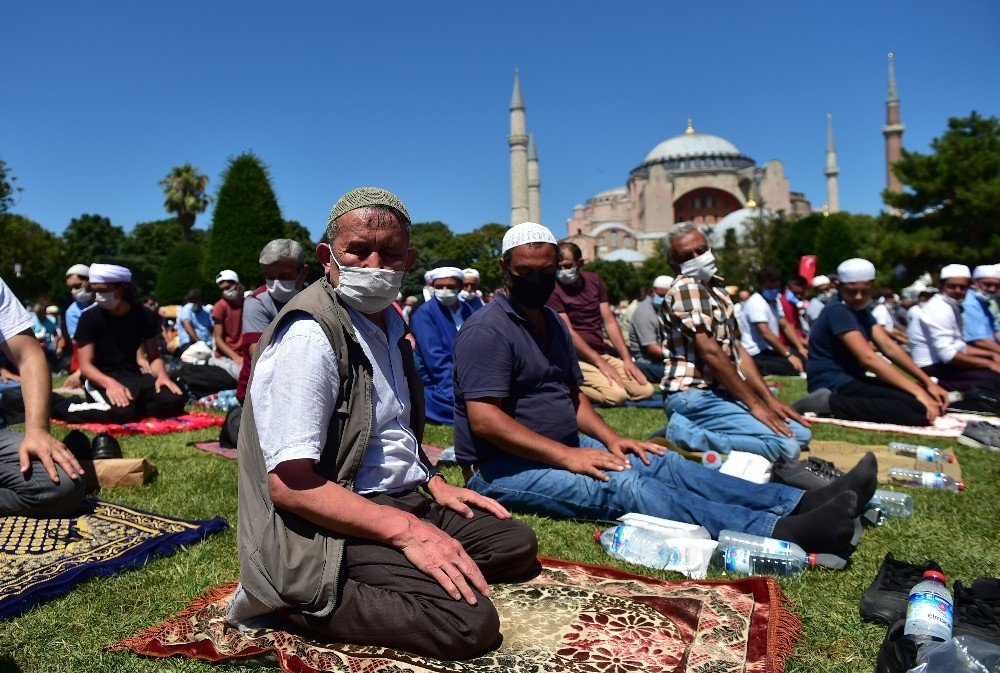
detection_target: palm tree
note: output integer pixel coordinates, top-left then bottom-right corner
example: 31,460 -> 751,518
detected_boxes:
159,163 -> 210,242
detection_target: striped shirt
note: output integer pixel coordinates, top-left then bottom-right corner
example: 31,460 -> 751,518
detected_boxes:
660,274 -> 744,392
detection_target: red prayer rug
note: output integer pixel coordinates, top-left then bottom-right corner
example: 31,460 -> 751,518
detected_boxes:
188,441 -> 237,460
109,557 -> 800,673
52,411 -> 224,437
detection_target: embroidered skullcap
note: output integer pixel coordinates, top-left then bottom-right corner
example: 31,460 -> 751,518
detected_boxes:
972,265 -> 1000,280
940,264 -> 971,280
215,269 -> 239,284
652,275 -> 673,290
501,222 -> 557,254
462,268 -> 480,280
836,258 -> 876,283
426,266 -> 465,283
328,187 -> 410,224
811,275 -> 831,288
89,263 -> 132,284
66,264 -> 90,278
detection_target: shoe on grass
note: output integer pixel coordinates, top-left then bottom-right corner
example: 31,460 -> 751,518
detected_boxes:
873,619 -> 918,673
953,577 -> 1000,646
91,432 -> 122,460
861,552 -> 943,625
958,421 -> 1000,452
62,430 -> 92,461
771,456 -> 845,490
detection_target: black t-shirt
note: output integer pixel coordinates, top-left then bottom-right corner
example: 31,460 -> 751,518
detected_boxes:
74,303 -> 158,375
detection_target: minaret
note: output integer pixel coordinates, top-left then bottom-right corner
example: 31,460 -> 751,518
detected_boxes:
825,114 -> 840,213
527,134 -> 541,224
509,69 -> 530,225
883,52 -> 905,195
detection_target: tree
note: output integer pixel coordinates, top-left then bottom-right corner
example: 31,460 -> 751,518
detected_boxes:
582,259 -> 640,304
881,111 -> 1000,277
0,158 -> 21,214
0,214 -> 66,301
403,221 -> 456,297
119,218 -> 198,295
203,152 -> 285,288
450,223 -> 508,293
156,242 -> 214,305
62,213 -> 126,266
159,163 -> 211,242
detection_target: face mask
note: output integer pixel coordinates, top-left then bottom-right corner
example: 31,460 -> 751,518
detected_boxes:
434,288 -> 459,307
94,292 -> 119,311
820,289 -> 837,301
680,250 -> 717,282
556,267 -> 580,285
784,288 -> 802,306
651,294 -> 665,308
507,270 -> 557,310
71,287 -> 94,304
266,278 -> 299,303
459,289 -> 482,301
332,253 -> 404,314
760,288 -> 781,302
222,288 -> 241,301
941,293 -> 962,308
974,288 -> 996,302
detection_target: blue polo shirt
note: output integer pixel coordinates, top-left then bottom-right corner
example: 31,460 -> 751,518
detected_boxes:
962,292 -> 999,343
453,292 -> 584,464
806,299 -> 877,393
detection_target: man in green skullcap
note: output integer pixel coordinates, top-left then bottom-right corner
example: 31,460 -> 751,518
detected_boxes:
230,187 -> 538,659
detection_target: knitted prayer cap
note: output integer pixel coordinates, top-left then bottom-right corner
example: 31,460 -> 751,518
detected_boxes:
501,222 -> 557,254
328,187 -> 410,225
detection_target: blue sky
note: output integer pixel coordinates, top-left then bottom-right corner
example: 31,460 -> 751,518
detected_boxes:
4,1 -> 998,241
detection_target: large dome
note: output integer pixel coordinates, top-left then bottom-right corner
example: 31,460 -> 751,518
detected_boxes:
645,132 -> 741,163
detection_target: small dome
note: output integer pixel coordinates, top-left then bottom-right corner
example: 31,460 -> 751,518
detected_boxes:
710,207 -> 770,247
602,248 -> 646,263
645,132 -> 742,163
592,186 -> 629,199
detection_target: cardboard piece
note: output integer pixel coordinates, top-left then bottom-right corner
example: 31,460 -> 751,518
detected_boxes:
807,440 -> 962,484
80,458 -> 157,491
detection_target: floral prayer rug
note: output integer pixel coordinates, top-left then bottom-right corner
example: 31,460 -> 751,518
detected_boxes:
0,498 -> 228,619
51,411 -> 225,437
803,411 -> 997,438
109,557 -> 800,673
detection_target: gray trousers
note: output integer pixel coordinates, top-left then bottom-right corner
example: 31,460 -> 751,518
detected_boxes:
0,430 -> 85,517
285,490 -> 539,660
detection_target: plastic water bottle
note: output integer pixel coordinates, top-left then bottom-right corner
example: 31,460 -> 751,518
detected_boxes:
710,530 -> 815,576
888,442 -> 954,468
904,570 -> 953,647
867,489 -> 914,518
887,468 -> 964,492
701,450 -> 723,470
595,525 -> 682,569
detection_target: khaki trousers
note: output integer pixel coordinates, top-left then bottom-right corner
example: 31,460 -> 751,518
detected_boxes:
579,354 -> 655,406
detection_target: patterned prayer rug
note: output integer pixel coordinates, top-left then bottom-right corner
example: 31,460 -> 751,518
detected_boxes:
51,411 -> 225,437
109,557 -> 800,673
0,499 -> 228,619
188,440 -> 237,460
803,412 -> 997,438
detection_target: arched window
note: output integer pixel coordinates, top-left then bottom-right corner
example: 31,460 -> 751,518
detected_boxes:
610,232 -> 618,247
624,235 -> 634,249
598,236 -> 606,247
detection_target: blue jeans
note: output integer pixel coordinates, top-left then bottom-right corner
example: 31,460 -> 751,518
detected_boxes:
664,388 -> 810,461
466,435 -> 803,538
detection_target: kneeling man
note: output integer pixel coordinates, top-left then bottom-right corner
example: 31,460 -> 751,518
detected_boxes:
230,188 -> 537,660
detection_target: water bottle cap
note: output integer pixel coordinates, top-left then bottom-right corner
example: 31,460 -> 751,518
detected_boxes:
807,552 -> 816,568
923,570 -> 947,584
946,454 -> 955,463
958,480 -> 965,491
594,529 -> 602,544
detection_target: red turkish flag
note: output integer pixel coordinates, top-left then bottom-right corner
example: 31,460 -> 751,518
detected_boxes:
798,255 -> 817,285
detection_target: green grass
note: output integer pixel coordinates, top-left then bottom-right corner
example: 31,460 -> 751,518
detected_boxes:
2,379 -> 998,672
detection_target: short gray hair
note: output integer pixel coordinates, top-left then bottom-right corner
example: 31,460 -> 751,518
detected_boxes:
665,223 -> 705,262
259,239 -> 305,268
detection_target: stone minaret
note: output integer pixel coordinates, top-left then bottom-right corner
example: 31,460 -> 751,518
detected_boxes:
509,69 -> 530,225
825,114 -> 840,213
883,52 -> 905,195
527,134 -> 541,224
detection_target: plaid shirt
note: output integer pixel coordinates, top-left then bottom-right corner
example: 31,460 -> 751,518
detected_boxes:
659,274 -> 744,392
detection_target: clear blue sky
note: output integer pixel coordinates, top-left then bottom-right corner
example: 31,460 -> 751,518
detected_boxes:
4,1 -> 998,241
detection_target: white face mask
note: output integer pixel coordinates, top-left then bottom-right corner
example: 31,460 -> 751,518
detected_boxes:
974,287 -> 996,302
71,287 -> 94,304
556,267 -> 580,285
222,287 -> 241,301
94,291 -> 119,311
332,253 -> 404,314
266,278 -> 299,303
941,293 -> 962,308
680,250 -> 717,282
459,289 -> 481,301
434,288 -> 459,307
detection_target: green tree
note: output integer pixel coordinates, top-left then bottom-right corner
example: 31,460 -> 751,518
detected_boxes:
0,158 -> 21,214
203,152 -> 285,289
717,228 -> 751,287
155,242 -> 214,305
403,221 -> 456,297
636,238 -> 673,287
0,214 -> 67,301
582,259 -> 640,304
118,218 -> 201,295
451,223 -> 508,293
62,213 -> 126,266
159,163 -> 211,242
881,111 -> 1000,277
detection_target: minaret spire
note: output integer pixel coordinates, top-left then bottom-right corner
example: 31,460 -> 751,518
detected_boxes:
527,133 -> 541,224
825,114 -> 840,213
508,69 -> 530,225
887,52 -> 899,104
883,52 -> 905,198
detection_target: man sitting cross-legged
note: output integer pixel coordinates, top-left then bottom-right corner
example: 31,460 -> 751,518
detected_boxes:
453,222 -> 872,556
229,187 -> 537,660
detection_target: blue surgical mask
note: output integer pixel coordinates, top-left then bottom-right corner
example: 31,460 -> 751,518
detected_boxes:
784,288 -> 801,306
652,294 -> 665,308
761,288 -> 781,302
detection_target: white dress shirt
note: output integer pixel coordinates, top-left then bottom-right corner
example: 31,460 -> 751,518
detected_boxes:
739,293 -> 784,356
907,294 -> 966,366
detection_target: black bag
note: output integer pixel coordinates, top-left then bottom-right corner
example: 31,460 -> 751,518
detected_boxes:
173,363 -> 237,400
219,406 -> 241,449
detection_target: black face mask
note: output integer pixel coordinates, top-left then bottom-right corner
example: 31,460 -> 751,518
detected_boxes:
506,270 -> 557,310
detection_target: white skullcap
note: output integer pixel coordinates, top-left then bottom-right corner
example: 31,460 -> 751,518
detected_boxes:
836,258 -> 876,283
501,221 -> 557,254
89,263 -> 132,284
462,268 -> 480,280
972,265 -> 1000,280
941,264 -> 971,280
426,266 -> 464,283
65,264 -> 90,278
424,270 -> 433,283
215,269 -> 240,284
811,275 -> 831,288
652,275 -> 673,289
45,305 -> 60,315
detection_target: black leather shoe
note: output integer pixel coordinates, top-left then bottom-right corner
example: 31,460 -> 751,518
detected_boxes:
771,456 -> 845,490
874,619 -> 918,673
861,552 -> 944,625
63,430 -> 92,461
953,577 -> 1000,645
91,432 -> 122,460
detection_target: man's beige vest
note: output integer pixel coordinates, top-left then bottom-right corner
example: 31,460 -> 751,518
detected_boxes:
235,278 -> 426,618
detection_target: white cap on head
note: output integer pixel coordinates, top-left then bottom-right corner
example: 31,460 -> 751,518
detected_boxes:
215,269 -> 240,284
426,266 -> 465,283
652,275 -> 673,290
65,264 -> 90,278
462,268 -> 480,280
501,222 -> 557,254
811,275 -> 831,288
941,264 -> 971,280
89,263 -> 132,284
836,259 -> 876,283
972,265 -> 1000,280
45,305 -> 59,315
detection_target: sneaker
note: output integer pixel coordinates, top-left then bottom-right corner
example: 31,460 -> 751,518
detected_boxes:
953,577 -> 1000,645
861,552 -> 944,625
62,430 -> 92,461
959,421 -> 1000,452
771,456 -> 845,490
874,620 -> 918,673
91,432 -> 122,460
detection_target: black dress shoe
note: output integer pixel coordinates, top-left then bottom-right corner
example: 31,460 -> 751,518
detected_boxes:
861,552 -> 943,625
771,456 -> 845,490
874,619 -> 918,673
91,432 -> 122,460
953,578 -> 1000,645
63,430 -> 92,461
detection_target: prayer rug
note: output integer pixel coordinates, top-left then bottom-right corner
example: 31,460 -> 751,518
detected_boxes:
0,499 -> 228,619
109,556 -> 801,673
807,440 -> 963,484
803,412 -> 997,438
188,441 -> 237,460
52,411 -> 225,437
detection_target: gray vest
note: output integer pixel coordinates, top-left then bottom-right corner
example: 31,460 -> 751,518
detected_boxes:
235,278 -> 426,618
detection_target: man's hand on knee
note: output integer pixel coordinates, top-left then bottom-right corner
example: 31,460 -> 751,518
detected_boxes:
426,474 -> 511,520
19,430 -> 82,483
395,515 -> 490,605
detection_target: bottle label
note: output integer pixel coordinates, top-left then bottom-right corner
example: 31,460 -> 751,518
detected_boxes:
611,525 -> 627,554
906,591 -> 953,640
915,447 -> 937,463
920,472 -> 944,489
724,547 -> 752,574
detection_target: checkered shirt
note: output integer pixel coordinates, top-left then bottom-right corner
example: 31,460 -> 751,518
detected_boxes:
659,274 -> 744,392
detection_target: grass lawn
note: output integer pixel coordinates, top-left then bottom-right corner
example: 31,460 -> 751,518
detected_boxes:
2,376 -> 998,672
